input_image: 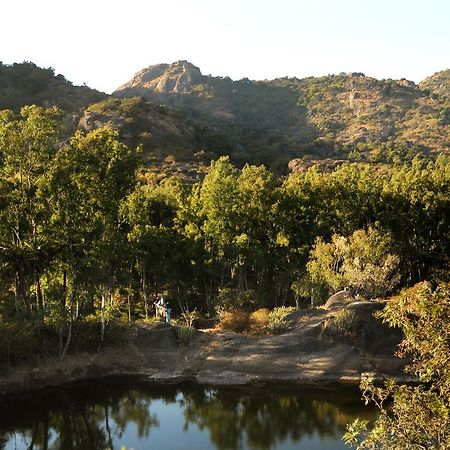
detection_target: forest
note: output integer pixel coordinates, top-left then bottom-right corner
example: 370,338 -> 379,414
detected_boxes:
0,103 -> 449,448
0,104 -> 449,358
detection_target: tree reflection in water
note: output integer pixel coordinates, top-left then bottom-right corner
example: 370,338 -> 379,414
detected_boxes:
0,382 -> 376,450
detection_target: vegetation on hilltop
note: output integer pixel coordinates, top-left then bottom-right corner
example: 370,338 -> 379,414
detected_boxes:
0,61 -> 106,113
114,63 -> 450,170
1,61 -> 450,174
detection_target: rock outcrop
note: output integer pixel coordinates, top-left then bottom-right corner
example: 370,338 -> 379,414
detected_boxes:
0,300 -> 410,396
114,60 -> 203,98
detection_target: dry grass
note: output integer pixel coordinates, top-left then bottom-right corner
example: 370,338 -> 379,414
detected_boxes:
218,311 -> 251,333
250,308 -> 270,327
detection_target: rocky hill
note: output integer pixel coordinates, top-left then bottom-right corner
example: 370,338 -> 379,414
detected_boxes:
78,96 -> 212,179
420,69 -> 450,103
114,61 -> 450,169
1,60 -> 449,175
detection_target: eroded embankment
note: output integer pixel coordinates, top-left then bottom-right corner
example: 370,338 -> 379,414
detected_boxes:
0,297 -> 413,397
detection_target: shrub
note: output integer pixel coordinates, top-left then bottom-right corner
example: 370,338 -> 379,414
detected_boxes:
218,310 -> 251,333
250,308 -> 270,327
307,227 -> 401,299
268,306 -> 297,322
266,307 -> 297,335
176,326 -> 196,346
266,317 -> 290,335
71,315 -> 125,350
180,309 -> 199,328
212,289 -> 257,318
0,321 -> 38,365
140,316 -> 161,324
333,309 -> 363,335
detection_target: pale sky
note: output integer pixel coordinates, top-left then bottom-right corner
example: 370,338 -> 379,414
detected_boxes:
1,0 -> 449,93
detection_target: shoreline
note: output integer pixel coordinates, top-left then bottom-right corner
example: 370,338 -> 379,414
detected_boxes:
0,319 -> 415,398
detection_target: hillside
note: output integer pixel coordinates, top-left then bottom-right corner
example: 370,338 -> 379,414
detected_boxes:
0,62 -> 106,113
1,61 -> 449,174
78,97 -> 212,179
114,61 -> 450,169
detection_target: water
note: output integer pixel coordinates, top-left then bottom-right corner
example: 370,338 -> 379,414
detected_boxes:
0,381 -> 376,450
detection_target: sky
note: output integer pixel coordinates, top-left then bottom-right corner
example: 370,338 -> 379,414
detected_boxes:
1,0 -> 449,93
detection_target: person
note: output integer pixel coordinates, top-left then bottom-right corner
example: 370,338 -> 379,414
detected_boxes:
165,302 -> 172,323
154,295 -> 166,319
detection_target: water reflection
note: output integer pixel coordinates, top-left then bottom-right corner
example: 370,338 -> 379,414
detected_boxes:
0,382 -> 376,450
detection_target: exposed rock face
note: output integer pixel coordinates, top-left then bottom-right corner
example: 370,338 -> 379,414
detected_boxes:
0,301 -> 409,396
288,158 -> 346,173
114,60 -> 203,97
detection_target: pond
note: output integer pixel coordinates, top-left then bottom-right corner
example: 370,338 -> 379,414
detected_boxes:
0,381 -> 377,450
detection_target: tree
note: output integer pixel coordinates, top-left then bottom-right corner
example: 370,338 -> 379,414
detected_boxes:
345,282 -> 450,449
43,127 -> 139,352
306,227 -> 400,300
0,105 -> 63,314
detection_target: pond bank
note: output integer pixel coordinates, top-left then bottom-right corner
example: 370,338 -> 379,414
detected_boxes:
0,302 -> 414,397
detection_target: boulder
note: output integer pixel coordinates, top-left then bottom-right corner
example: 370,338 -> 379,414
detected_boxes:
323,290 -> 354,310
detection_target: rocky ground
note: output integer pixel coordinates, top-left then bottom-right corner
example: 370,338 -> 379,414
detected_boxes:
0,293 -> 411,397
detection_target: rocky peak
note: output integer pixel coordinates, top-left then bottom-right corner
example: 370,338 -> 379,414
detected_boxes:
114,60 -> 203,97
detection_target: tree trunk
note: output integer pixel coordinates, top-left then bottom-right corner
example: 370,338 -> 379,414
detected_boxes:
16,265 -> 30,314
59,270 -> 67,357
98,288 -> 107,350
142,261 -> 148,318
60,288 -> 75,361
36,275 -> 44,311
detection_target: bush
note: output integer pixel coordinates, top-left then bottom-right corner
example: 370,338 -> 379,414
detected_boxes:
212,289 -> 257,318
268,306 -> 297,322
0,321 -> 38,365
176,326 -> 196,346
307,227 -> 401,299
266,317 -> 290,335
333,309 -> 363,335
266,307 -> 297,335
180,309 -> 199,328
71,315 -> 125,351
218,310 -> 251,333
250,308 -> 270,327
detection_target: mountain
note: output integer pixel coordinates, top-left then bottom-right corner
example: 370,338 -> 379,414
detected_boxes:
1,60 -> 449,176
78,96 -> 211,179
115,60 -> 203,96
113,61 -> 450,169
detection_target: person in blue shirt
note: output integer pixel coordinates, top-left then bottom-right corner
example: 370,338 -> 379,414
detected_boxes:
165,302 -> 172,323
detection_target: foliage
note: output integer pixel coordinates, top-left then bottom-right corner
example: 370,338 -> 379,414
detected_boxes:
344,283 -> 450,449
176,325 -> 197,346
249,308 -> 270,327
266,306 -> 297,334
307,227 -> 401,299
333,309 -> 363,335
180,309 -> 199,328
218,310 -> 251,333
0,61 -> 105,112
0,107 -> 450,363
0,320 -> 38,364
212,288 -> 258,317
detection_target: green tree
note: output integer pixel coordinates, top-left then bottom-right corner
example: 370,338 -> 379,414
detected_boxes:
345,282 -> 450,449
0,105 -> 62,314
307,227 -> 400,300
